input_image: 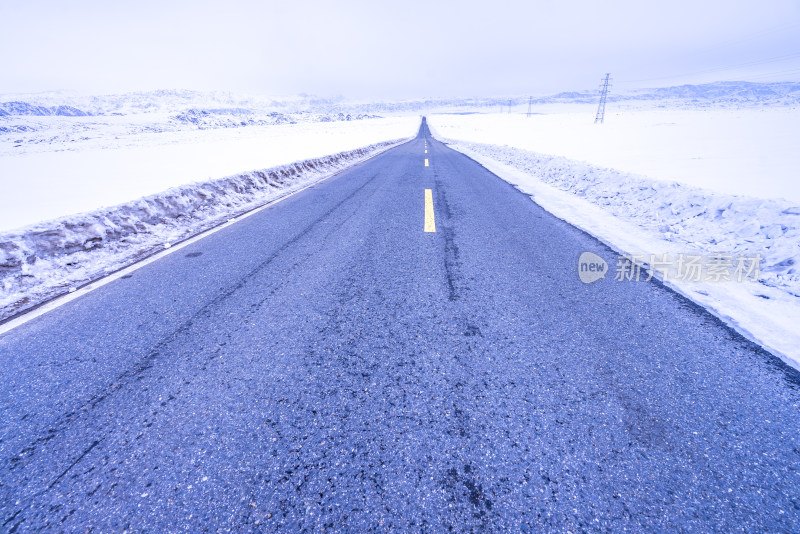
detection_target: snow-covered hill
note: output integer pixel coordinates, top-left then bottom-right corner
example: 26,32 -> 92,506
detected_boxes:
3,81 -> 798,125
497,81 -> 800,108
0,102 -> 89,117
0,89 -> 312,116
355,81 -> 800,112
625,81 -> 800,105
0,90 -> 385,155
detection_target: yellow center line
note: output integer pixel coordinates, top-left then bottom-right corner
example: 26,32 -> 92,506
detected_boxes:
425,149 -> 427,153
425,158 -> 429,167
424,189 -> 436,232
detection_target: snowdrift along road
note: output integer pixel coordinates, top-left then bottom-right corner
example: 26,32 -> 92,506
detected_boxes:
0,138 -> 410,322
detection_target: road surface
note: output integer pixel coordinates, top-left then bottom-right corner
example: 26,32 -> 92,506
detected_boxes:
2,119 -> 800,532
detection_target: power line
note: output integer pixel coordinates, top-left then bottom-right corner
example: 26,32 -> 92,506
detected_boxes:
620,50 -> 800,85
615,18 -> 800,87
684,20 -> 800,60
740,66 -> 800,81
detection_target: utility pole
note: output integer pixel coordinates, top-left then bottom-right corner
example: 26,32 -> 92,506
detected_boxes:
526,96 -> 533,117
595,73 -> 612,124
508,100 -> 513,113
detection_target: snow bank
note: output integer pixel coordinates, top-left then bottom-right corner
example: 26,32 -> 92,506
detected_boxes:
430,133 -> 800,368
0,138 -> 409,321
440,140 -> 800,293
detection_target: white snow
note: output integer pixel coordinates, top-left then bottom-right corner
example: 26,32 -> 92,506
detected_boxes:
429,108 -> 800,368
0,117 -> 419,232
430,107 -> 800,202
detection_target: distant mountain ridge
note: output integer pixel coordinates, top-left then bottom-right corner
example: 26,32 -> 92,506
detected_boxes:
0,90 -> 328,117
634,81 -> 800,100
1,81 -> 798,120
0,102 -> 89,117
533,81 -> 800,106
348,81 -> 800,112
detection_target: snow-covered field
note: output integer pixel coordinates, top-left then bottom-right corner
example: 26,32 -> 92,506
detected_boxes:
429,107 -> 800,368
0,116 -> 418,231
431,107 -> 800,202
0,109 -> 418,320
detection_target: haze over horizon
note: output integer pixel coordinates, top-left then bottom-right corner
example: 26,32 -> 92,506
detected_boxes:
1,0 -> 799,99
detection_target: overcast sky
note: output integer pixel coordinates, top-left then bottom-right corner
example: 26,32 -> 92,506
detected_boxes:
1,0 -> 799,99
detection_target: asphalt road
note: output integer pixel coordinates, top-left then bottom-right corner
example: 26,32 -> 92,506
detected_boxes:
2,119 -> 800,532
